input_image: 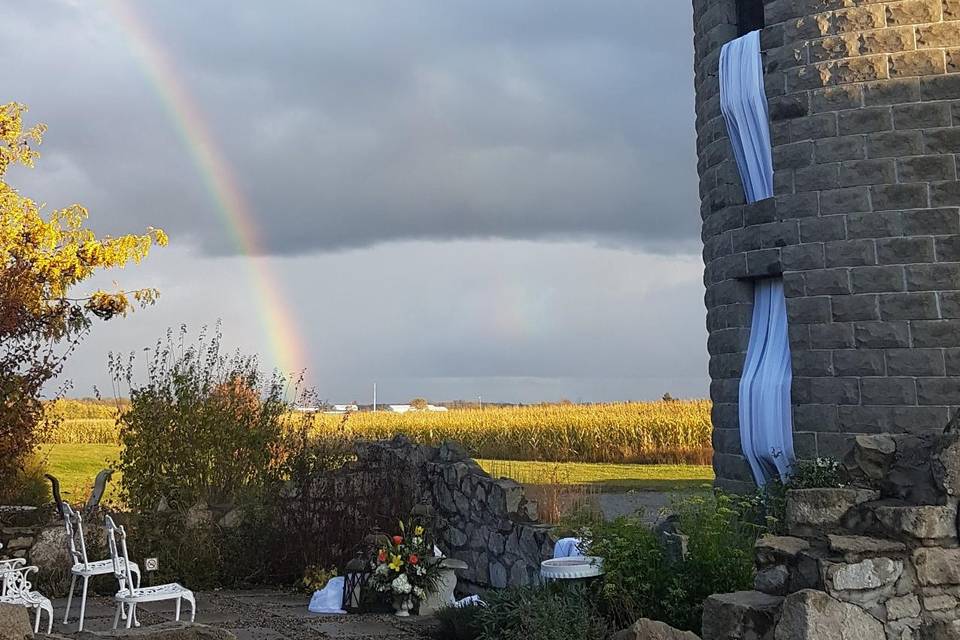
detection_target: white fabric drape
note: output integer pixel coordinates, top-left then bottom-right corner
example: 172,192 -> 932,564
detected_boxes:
720,31 -> 794,485
719,30 -> 773,203
739,279 -> 795,484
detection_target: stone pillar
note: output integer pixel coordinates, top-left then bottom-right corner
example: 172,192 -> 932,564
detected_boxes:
694,0 -> 960,490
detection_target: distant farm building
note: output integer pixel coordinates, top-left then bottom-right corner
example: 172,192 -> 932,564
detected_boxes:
387,404 -> 449,413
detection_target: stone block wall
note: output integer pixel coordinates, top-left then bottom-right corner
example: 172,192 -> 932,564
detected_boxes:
328,437 -> 555,593
694,0 -> 960,490
703,432 -> 960,639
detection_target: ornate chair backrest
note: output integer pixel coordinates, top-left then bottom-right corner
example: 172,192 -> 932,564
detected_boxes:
61,503 -> 89,568
104,515 -> 135,590
0,564 -> 41,603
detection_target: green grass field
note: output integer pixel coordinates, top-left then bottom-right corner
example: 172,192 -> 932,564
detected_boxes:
37,444 -> 123,503
38,444 -> 714,503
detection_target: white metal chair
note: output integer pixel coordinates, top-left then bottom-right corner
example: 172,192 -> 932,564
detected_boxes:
0,564 -> 54,633
61,503 -> 141,631
104,515 -> 196,629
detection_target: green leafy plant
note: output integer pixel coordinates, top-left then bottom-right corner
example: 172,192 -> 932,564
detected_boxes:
576,491 -> 762,634
475,585 -> 610,640
434,603 -> 483,640
302,565 -> 337,593
111,325 -> 293,511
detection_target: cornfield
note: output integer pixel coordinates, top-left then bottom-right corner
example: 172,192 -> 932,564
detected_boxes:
44,400 -> 713,465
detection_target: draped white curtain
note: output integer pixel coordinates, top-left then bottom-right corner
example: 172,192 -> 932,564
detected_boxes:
739,279 -> 795,483
720,30 -> 794,485
719,30 -> 773,203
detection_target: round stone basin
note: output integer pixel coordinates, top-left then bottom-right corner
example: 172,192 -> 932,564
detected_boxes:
540,556 -> 604,581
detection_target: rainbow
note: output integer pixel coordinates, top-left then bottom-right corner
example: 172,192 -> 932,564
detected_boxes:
103,0 -> 307,379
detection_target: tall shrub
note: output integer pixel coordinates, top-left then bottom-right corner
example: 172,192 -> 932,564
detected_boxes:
112,326 -> 291,511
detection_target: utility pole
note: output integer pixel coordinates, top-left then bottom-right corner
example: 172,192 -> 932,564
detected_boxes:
373,382 -> 377,412
478,395 -> 482,410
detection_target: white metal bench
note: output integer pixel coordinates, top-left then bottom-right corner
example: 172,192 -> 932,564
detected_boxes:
105,515 -> 196,629
61,503 -> 141,631
0,563 -> 54,633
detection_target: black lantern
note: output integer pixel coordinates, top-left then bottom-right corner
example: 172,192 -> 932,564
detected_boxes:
341,557 -> 370,613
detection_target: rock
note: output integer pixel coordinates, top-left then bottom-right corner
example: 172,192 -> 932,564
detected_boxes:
5,537 -> 32,551
184,503 -> 214,529
882,434 -> 942,504
774,589 -> 884,640
488,561 -> 507,588
217,508 -> 243,529
913,548 -> 960,586
74,622 -> 235,639
0,602 -> 32,640
755,565 -> 790,596
885,594 -> 921,621
27,525 -> 70,577
437,441 -> 469,463
932,434 -> 960,497
509,559 -> 529,586
611,618 -> 701,640
701,591 -> 783,640
827,535 -> 906,562
872,503 -> 958,542
849,434 -> 896,481
755,536 -> 810,566
494,479 -> 524,514
786,489 -> 879,537
922,595 -> 957,611
827,558 -> 902,591
920,620 -> 960,640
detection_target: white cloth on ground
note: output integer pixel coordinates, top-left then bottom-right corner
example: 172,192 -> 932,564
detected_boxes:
308,577 -> 347,614
454,595 -> 484,608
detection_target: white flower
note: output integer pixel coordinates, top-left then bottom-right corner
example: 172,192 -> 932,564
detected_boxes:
413,586 -> 425,600
391,573 -> 412,594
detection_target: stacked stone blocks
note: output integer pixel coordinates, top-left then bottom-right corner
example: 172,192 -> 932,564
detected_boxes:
695,0 -> 960,490
703,432 -> 960,639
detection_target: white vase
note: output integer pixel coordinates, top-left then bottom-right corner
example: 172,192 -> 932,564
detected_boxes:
393,596 -> 412,617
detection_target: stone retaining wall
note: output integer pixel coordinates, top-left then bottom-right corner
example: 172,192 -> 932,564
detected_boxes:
309,437 -> 555,593
703,431 -> 960,639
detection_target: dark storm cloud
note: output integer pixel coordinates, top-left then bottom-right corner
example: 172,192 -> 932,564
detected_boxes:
1,0 -> 698,256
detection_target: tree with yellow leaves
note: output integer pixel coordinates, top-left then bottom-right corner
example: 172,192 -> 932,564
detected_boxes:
0,102 -> 167,498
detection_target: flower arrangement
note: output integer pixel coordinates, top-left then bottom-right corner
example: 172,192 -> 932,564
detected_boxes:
368,521 -> 441,614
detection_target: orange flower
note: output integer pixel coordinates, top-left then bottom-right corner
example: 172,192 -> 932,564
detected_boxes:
408,554 -> 419,565
392,536 -> 403,545
377,549 -> 387,563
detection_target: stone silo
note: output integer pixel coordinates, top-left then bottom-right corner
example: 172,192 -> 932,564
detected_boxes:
694,0 -> 960,491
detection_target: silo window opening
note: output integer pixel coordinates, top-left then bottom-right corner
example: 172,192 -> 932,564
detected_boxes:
719,26 -> 795,485
737,0 -> 765,36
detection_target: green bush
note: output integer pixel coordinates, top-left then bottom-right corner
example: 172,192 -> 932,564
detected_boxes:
434,603 -> 483,640
3,453 -> 51,506
111,326 -> 292,511
475,585 -> 610,640
577,492 -> 762,634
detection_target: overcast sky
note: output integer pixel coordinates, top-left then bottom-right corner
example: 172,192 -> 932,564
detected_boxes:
4,1 -> 706,404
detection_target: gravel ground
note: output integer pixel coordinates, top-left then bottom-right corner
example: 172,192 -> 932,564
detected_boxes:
46,591 -> 438,639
